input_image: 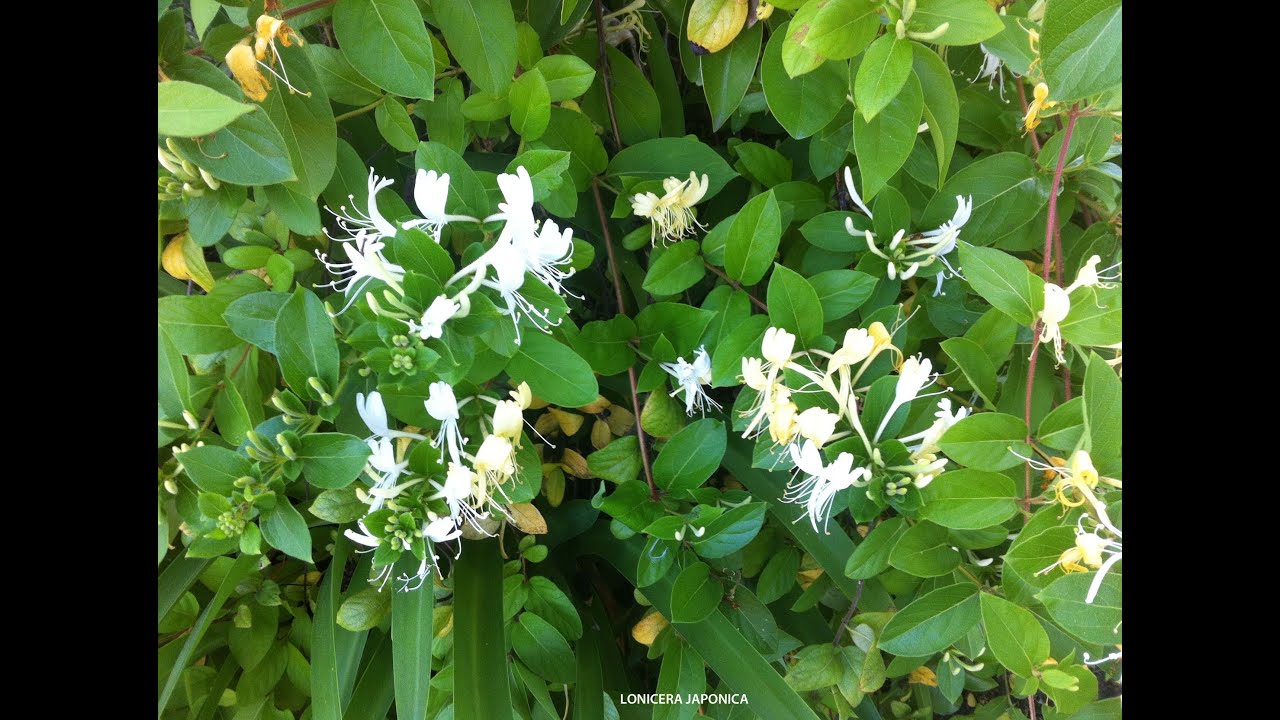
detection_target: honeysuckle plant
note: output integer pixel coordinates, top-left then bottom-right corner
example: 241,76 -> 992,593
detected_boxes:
159,1 -> 1121,719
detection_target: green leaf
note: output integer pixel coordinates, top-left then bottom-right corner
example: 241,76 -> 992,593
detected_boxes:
588,435 -> 641,484
158,295 -> 242,355
912,43 -> 960,184
669,562 -> 723,623
510,68 -> 551,140
309,487 -> 368,523
1061,287 -> 1122,347
979,593 -> 1049,678
654,641 -> 705,720
635,303 -> 715,355
919,470 -> 1019,530
1037,572 -> 1122,645
1042,0 -> 1122,102
855,35 -> 913,122
180,446 -> 251,494
573,315 -> 637,376
414,141 -> 491,219
809,269 -> 876,321
158,554 -> 256,717
333,0 -> 437,99
513,612 -> 577,683
879,583 -> 980,656
453,537 -> 514,719
939,413 -> 1031,472
762,22 -> 847,138
724,191 -> 782,285
644,241 -> 706,295
924,154 -> 1048,246
957,244 -> 1045,326
535,54 -> 596,101
909,0 -> 1003,46
261,500 -> 313,562
701,20 -> 763,131
844,517 -> 908,580
526,576 -> 583,641
940,337 -> 997,406
792,0 -> 880,61
506,331 -> 599,407
692,502 -> 767,558
607,137 -> 738,200
158,81 -> 255,137
1083,353 -> 1122,463
274,287 -> 340,400
853,72 -> 923,200
653,419 -> 727,492
229,601 -> 279,670
786,644 -> 843,692
1037,396 -> 1085,452
583,46 -> 660,144
299,433 -> 372,489
888,520 -> 960,577
757,547 -> 801,604
767,263 -> 824,346
374,96 -> 418,152
308,45 -> 383,106
224,292 -> 287,353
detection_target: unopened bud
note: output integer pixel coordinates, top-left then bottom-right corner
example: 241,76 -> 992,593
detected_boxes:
307,377 -> 330,398
182,410 -> 200,430
272,390 -> 308,417
245,446 -> 273,462
198,167 -> 220,190
246,431 -> 272,455
276,433 -> 298,461
895,18 -> 907,39
233,476 -> 254,488
908,22 -> 950,41
157,147 -> 183,175
164,479 -> 178,495
903,0 -> 917,21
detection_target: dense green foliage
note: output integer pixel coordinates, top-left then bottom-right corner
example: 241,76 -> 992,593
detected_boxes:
158,1 -> 1122,719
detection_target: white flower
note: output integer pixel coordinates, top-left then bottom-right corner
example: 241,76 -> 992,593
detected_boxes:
481,241 -> 556,345
901,398 -> 969,457
472,434 -> 517,508
1039,283 -> 1072,366
761,327 -> 796,367
489,165 -> 538,234
425,381 -> 466,464
428,462 -> 490,531
518,218 -> 577,298
970,44 -> 1007,99
423,513 -> 463,543
315,233 -> 406,314
1064,255 -> 1121,294
401,169 -> 481,241
360,438 -> 415,512
783,440 -> 871,534
326,169 -> 399,241
841,167 -> 874,218
830,328 -> 875,371
630,172 -> 709,245
409,295 -> 460,340
397,513 -> 464,591
661,346 -> 720,416
874,355 -> 937,442
795,407 -> 839,447
492,399 -> 525,441
356,391 -> 427,441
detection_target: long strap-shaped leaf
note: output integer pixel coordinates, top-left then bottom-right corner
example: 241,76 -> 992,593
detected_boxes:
453,537 -> 514,720
345,630 -> 397,720
575,525 -> 821,720
157,554 -> 212,624
157,552 -> 255,718
392,556 -> 435,720
311,537 -> 351,720
722,437 -> 863,598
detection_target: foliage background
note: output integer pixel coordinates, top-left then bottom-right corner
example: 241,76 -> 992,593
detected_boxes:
157,1 -> 1122,719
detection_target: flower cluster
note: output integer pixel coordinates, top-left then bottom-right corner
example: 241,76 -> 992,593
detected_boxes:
316,164 -> 578,345
227,14 -> 309,102
1036,255 -> 1121,366
344,384 -> 540,591
841,167 -> 973,296
738,324 -> 964,533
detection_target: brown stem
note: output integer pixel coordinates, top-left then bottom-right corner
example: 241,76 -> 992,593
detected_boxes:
282,0 -> 337,20
591,178 -> 658,500
593,0 -> 623,149
832,580 -> 865,646
1024,105 -> 1079,517
1016,81 -> 1042,153
703,263 -> 768,312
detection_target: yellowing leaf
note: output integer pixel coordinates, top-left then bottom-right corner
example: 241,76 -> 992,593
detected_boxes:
631,610 -> 670,645
688,0 -> 749,54
908,666 -> 939,687
509,502 -> 548,534
162,233 -> 216,292
578,395 -> 611,414
549,407 -> 585,435
560,448 -> 593,478
591,419 -> 613,450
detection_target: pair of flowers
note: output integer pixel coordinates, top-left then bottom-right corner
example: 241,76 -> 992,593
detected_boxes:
629,172 -> 710,246
319,164 -> 578,345
1036,255 -> 1121,366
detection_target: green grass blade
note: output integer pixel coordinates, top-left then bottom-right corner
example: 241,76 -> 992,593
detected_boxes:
575,525 -> 821,720
345,631 -> 397,720
722,437 -> 862,598
157,554 -> 212,624
453,537 -> 514,720
392,557 -> 435,720
572,621 -> 603,720
157,552 -> 255,718
310,537 -> 350,720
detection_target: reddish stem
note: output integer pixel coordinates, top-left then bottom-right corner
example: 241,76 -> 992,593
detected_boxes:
1024,105 -> 1079,516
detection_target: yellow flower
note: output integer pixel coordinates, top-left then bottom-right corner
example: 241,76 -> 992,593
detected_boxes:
1024,82 -> 1057,132
1038,529 -> 1112,576
226,40 -> 270,102
630,172 -> 709,245
254,14 -> 302,62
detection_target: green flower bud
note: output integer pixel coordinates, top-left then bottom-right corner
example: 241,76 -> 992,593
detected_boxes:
276,433 -> 298,461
